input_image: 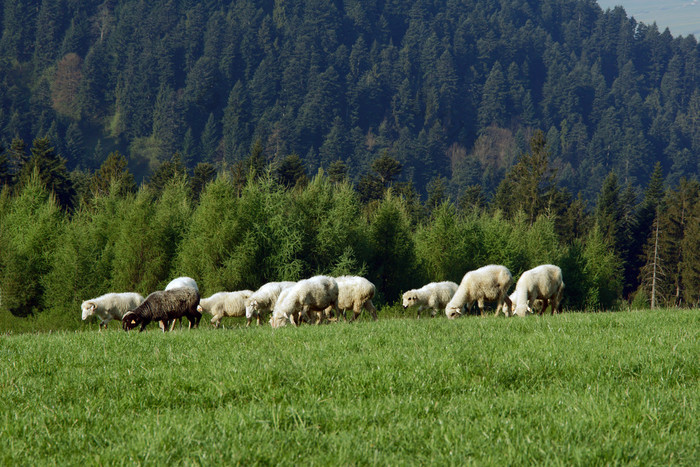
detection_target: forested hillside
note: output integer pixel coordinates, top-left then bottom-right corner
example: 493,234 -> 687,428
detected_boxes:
1,0 -> 699,197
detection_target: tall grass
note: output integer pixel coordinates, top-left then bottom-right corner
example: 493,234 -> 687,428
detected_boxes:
1,309 -> 697,465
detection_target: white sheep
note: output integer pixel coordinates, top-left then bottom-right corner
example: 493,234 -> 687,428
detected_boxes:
165,276 -> 199,292
333,275 -> 378,321
270,276 -> 339,328
507,291 -> 543,315
402,281 -> 459,318
245,281 -> 297,326
81,292 -> 145,329
513,264 -> 564,317
445,265 -> 513,318
197,290 -> 254,328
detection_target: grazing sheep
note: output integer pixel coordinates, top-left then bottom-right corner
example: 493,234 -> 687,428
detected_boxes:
197,290 -> 254,328
445,265 -> 513,318
507,291 -> 544,315
245,281 -> 296,326
163,277 -> 199,330
513,264 -> 564,317
81,292 -> 145,329
270,276 -> 339,328
122,288 -> 201,332
402,281 -> 459,318
333,276 -> 378,322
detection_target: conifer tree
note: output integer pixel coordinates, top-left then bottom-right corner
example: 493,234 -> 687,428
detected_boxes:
20,137 -> 74,209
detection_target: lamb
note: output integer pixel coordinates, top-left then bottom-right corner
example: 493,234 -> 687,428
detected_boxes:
245,281 -> 297,326
333,275 -> 378,322
513,264 -> 564,317
197,290 -> 254,328
269,276 -> 339,328
445,265 -> 513,318
402,281 -> 459,318
81,292 -> 145,329
122,287 -> 201,332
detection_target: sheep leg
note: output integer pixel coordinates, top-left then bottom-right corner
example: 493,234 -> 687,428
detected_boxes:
504,294 -> 513,317
539,298 -> 549,316
478,299 -> 485,316
211,315 -> 220,328
365,300 -> 378,321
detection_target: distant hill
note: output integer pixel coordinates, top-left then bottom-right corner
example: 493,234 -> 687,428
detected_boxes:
596,1 -> 700,37
0,0 -> 699,199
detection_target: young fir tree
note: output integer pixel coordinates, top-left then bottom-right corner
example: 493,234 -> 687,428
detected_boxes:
0,171 -> 63,316
19,137 -> 74,209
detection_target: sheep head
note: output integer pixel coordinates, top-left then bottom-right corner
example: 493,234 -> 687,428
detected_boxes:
402,291 -> 417,309
245,300 -> 258,320
446,306 -> 462,319
81,302 -> 95,320
122,311 -> 141,331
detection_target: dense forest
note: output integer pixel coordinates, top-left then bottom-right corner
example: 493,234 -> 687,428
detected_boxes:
0,0 -> 699,322
1,0 -> 699,196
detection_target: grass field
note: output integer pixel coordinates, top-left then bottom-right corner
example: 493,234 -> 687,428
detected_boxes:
1,309 -> 698,465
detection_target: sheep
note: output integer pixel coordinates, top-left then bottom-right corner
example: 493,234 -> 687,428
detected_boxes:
402,281 -> 459,318
507,291 -> 544,315
513,264 -> 564,317
163,276 -> 199,330
122,287 -> 201,332
245,281 -> 297,326
445,265 -> 513,318
165,276 -> 198,292
81,292 -> 145,329
333,276 -> 378,322
197,290 -> 254,328
269,276 -> 339,328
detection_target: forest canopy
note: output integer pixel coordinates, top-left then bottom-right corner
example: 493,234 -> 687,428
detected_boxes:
0,0 -> 698,198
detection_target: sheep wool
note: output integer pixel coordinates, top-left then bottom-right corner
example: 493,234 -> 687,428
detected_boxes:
245,281 -> 297,326
513,264 -> 564,317
81,292 -> 145,329
402,281 -> 459,318
123,287 -> 201,332
445,265 -> 513,318
334,275 -> 378,321
270,276 -> 339,328
198,290 -> 254,328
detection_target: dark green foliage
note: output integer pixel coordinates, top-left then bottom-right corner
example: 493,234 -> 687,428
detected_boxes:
190,162 -> 216,202
0,0 -> 698,198
19,137 -> 74,209
90,151 -> 136,197
275,154 -> 307,188
0,174 -> 63,316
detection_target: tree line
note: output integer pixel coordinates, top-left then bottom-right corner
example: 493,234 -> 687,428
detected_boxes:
1,131 -> 698,325
0,0 -> 699,201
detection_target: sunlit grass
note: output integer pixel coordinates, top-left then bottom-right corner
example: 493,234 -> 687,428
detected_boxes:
1,309 -> 697,464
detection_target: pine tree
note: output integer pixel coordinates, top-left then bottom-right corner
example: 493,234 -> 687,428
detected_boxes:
595,171 -> 623,255
90,152 -> 136,197
0,171 -> 63,316
20,137 -> 74,209
191,162 -> 217,202
275,154 -> 307,188
681,197 -> 700,307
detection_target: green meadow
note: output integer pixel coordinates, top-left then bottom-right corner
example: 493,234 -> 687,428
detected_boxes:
1,309 -> 698,465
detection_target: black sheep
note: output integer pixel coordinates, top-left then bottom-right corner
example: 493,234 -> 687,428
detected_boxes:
122,288 -> 201,332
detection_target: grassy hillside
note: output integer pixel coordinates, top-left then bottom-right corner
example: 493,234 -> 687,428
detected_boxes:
1,310 -> 697,464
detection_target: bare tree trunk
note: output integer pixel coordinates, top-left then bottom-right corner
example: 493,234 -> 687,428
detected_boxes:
651,212 -> 659,309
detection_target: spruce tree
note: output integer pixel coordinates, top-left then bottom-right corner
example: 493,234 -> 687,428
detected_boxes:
20,137 -> 74,209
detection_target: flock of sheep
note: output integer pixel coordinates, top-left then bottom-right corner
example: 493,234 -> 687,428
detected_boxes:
80,264 -> 564,332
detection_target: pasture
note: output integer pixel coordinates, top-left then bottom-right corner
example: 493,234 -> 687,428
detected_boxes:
1,309 -> 698,465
